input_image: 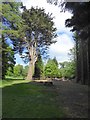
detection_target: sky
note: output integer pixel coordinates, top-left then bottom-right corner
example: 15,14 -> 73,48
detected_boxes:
15,0 -> 74,66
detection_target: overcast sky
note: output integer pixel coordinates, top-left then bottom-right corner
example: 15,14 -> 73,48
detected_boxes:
15,0 -> 74,66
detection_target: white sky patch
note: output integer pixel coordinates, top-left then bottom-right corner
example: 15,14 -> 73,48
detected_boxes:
16,0 -> 74,65
49,33 -> 74,62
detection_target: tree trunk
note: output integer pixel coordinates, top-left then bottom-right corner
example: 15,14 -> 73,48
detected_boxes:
26,45 -> 37,80
26,61 -> 33,80
76,39 -> 81,83
0,49 -> 2,80
80,39 -> 84,84
87,38 -> 90,85
83,40 -> 88,84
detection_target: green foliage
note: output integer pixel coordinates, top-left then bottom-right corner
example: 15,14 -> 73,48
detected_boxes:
59,46 -> 76,79
22,65 -> 29,79
2,2 -> 23,40
2,35 -> 15,79
44,59 -> 58,78
20,7 -> 57,58
14,64 -> 23,77
6,67 -> 13,76
59,61 -> 76,79
52,57 -> 58,67
2,2 -> 23,79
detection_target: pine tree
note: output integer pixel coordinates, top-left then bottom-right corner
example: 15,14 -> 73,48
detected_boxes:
33,53 -> 43,79
19,7 -> 57,80
1,2 -> 23,79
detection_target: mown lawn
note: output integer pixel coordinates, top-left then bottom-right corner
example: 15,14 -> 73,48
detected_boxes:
1,79 -> 67,118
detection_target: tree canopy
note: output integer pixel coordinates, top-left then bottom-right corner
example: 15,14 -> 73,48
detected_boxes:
19,7 -> 57,80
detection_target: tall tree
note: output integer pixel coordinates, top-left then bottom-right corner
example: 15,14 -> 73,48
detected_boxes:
2,35 -> 15,79
1,2 -> 23,79
19,7 -> 57,80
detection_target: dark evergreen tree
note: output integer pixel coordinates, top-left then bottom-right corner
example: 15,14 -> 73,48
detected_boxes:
1,2 -> 23,79
2,35 -> 15,79
33,53 -> 43,79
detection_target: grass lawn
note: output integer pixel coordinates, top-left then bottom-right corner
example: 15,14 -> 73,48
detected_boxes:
1,79 -> 67,118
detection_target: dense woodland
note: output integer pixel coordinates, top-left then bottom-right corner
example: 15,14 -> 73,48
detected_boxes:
0,1 -> 89,85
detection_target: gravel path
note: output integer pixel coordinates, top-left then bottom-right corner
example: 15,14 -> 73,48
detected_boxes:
53,80 -> 88,118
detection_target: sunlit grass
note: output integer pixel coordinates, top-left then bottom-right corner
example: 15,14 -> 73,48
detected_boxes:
0,79 -> 31,88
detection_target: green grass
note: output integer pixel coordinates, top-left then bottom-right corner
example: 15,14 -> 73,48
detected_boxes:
5,76 -> 24,80
0,79 -> 30,88
2,79 -> 67,118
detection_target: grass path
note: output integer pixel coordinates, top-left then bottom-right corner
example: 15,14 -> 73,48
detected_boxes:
53,80 -> 88,118
2,80 -> 66,118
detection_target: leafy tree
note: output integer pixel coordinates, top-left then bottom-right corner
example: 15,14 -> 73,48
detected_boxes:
52,57 -> 58,67
14,64 -> 23,77
6,67 -> 13,77
19,7 -> 57,80
59,61 -> 75,79
44,59 -> 58,78
22,65 -> 29,79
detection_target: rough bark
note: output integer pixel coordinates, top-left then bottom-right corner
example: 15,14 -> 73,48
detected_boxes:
87,38 -> 90,85
81,40 -> 88,85
26,42 -> 37,80
26,61 -> 33,80
83,40 -> 88,84
76,39 -> 81,83
0,50 -> 2,80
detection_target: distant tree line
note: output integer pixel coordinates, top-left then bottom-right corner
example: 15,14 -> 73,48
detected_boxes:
6,48 -> 76,80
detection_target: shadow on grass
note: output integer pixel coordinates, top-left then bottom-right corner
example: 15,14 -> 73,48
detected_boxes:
2,81 -> 66,118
